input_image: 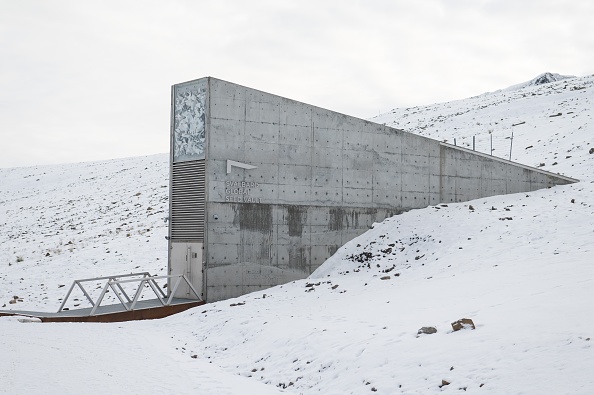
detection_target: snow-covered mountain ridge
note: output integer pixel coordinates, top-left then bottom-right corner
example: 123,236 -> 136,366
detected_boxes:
503,71 -> 575,91
1,73 -> 594,394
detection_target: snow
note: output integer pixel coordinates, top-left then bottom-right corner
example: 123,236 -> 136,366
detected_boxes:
499,72 -> 576,93
0,155 -> 170,310
0,317 -> 282,395
1,73 -> 594,394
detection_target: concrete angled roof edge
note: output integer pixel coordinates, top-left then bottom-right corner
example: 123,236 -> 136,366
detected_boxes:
173,76 -> 578,185
439,142 -> 579,183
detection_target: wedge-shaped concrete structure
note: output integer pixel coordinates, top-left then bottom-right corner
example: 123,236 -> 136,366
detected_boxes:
168,77 -> 577,302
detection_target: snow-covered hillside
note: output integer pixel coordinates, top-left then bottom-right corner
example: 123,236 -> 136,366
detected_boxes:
501,72 -> 575,92
1,73 -> 593,394
371,72 -> 592,177
0,154 -> 170,310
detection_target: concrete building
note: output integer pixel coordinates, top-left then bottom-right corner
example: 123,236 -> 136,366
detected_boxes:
168,77 -> 577,302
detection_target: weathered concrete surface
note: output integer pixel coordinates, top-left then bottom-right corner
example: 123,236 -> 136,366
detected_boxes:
169,77 -> 577,302
205,203 -> 399,301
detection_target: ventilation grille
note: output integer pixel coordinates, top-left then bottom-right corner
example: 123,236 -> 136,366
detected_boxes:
170,159 -> 205,241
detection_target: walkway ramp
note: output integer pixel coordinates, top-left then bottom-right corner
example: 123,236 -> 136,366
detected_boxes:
0,272 -> 204,323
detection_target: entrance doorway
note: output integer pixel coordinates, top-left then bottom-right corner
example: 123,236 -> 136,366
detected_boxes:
169,242 -> 203,299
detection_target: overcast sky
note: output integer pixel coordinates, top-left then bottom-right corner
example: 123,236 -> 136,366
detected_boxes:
1,0 -> 592,168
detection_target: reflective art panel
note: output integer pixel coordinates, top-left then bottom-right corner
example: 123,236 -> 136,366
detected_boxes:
173,80 -> 207,162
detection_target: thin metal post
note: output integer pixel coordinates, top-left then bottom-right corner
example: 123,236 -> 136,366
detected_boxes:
151,276 -> 167,299
167,276 -> 183,305
509,130 -> 514,160
90,282 -> 111,316
147,279 -> 166,306
130,279 -> 146,310
148,277 -> 167,302
166,275 -> 201,304
182,274 -> 202,300
114,280 -> 132,304
108,281 -> 131,310
490,133 -> 493,155
454,138 -> 456,146
76,282 -> 96,307
57,281 -> 77,312
473,136 -> 475,151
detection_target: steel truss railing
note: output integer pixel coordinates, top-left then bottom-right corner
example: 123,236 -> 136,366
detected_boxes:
57,272 -> 201,316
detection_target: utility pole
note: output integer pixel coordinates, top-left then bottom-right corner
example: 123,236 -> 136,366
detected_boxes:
509,130 -> 514,160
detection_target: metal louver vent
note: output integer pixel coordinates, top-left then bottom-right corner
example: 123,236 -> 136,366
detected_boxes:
170,160 -> 205,241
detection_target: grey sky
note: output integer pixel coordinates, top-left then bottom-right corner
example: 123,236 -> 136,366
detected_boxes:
1,0 -> 592,168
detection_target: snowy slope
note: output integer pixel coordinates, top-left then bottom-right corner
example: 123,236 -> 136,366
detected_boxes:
1,73 -> 594,394
501,72 -> 575,92
371,73 -> 592,176
0,154 -> 170,310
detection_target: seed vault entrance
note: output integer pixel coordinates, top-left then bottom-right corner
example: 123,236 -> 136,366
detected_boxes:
169,242 -> 203,298
167,79 -> 207,301
168,76 -> 577,303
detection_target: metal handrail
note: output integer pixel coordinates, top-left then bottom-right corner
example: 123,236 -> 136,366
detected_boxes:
57,273 -> 201,316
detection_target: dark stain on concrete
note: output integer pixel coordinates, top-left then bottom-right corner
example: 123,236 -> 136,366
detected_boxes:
386,209 -> 404,219
287,205 -> 307,236
345,210 -> 360,229
328,208 -> 345,231
239,204 -> 272,232
327,245 -> 339,256
288,245 -> 310,272
240,229 -> 272,264
238,204 -> 273,264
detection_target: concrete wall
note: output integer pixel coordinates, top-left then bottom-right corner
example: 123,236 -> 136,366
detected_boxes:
204,203 -> 400,300
438,143 -> 570,201
170,77 -> 577,302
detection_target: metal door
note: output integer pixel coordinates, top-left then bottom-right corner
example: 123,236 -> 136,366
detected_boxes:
169,242 -> 203,299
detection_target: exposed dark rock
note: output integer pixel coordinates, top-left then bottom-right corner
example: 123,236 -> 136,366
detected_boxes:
451,318 -> 476,331
347,251 -> 373,263
417,326 -> 437,336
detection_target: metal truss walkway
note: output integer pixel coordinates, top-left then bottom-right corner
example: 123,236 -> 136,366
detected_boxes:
0,272 -> 204,323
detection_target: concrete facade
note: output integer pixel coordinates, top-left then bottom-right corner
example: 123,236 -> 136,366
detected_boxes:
168,77 -> 577,302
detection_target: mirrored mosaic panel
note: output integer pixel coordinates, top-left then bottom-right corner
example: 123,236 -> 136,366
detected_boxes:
173,80 -> 207,162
